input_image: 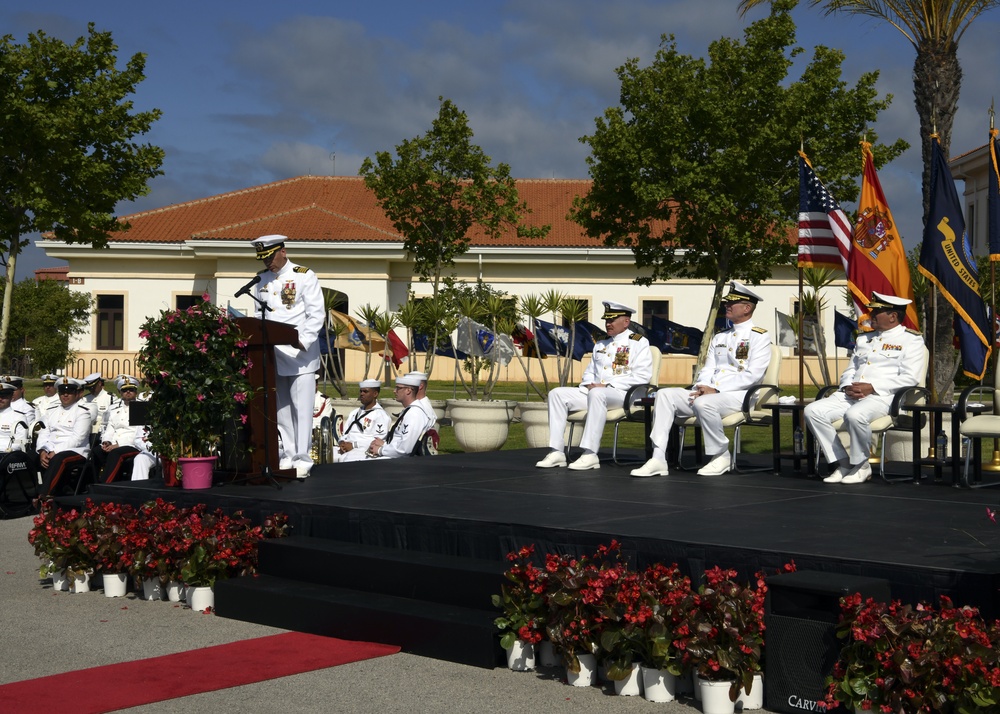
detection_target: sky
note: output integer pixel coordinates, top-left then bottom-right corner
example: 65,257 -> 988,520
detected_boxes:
6,1 -> 1000,277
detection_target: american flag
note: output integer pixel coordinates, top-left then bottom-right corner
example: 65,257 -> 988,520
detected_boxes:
797,153 -> 851,272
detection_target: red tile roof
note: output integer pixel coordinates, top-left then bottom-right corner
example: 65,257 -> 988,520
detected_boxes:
110,176 -> 613,249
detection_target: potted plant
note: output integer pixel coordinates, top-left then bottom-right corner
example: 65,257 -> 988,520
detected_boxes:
27,500 -> 98,592
136,293 -> 253,489
492,544 -> 548,671
87,500 -> 138,597
629,562 -> 693,702
826,594 -> 1000,713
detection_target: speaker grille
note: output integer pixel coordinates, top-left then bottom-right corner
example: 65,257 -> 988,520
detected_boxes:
764,614 -> 841,713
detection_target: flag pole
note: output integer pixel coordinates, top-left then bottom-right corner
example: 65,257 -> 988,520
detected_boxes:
798,267 -> 804,403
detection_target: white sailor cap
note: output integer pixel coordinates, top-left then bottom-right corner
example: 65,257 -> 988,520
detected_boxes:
722,281 -> 763,304
56,377 -> 85,392
116,375 -> 140,391
83,372 -> 104,386
406,372 -> 429,383
40,373 -> 59,384
359,379 -> 381,389
252,234 -> 286,260
396,374 -> 422,388
0,375 -> 22,388
867,291 -> 912,311
0,382 -> 16,394
601,301 -> 635,320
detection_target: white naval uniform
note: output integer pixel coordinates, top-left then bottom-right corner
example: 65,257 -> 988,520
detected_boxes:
37,402 -> 94,457
334,403 -> 390,463
84,389 -> 116,434
416,397 -> 438,431
546,329 -> 653,454
649,320 -> 772,459
11,397 -> 35,426
0,406 -> 30,452
254,259 -> 325,467
370,404 -> 432,459
32,393 -> 60,424
129,426 -> 157,480
101,400 -> 137,446
805,324 -> 926,466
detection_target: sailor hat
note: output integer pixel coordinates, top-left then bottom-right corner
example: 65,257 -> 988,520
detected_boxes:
0,375 -> 22,388
116,375 -> 140,391
866,291 -> 912,311
56,377 -> 85,393
359,379 -> 381,389
40,374 -> 59,385
83,372 -> 104,387
396,374 -> 422,388
252,234 -> 286,260
722,280 -> 763,304
406,372 -> 429,383
601,301 -> 635,320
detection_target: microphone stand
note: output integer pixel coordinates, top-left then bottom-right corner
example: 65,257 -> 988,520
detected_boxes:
223,290 -> 285,490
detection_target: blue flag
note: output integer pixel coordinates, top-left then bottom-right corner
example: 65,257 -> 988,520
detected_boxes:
917,138 -> 992,380
990,128 -> 1000,260
414,333 -> 468,360
648,315 -> 702,355
833,311 -> 856,351
572,320 -> 605,360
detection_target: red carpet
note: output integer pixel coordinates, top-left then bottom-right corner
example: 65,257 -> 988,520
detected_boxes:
0,632 -> 399,714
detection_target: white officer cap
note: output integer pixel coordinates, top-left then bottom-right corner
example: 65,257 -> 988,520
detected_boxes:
252,234 -> 286,260
722,281 -> 763,304
0,375 -> 22,388
396,374 -> 422,388
601,301 -> 635,320
867,291 -> 912,310
40,373 -> 59,384
83,372 -> 104,386
0,382 -> 16,394
116,375 -> 140,391
56,377 -> 85,393
359,379 -> 381,389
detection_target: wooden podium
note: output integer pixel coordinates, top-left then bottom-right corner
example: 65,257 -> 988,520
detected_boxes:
220,316 -> 300,482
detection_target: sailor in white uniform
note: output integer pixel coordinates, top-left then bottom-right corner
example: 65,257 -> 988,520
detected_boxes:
366,374 -> 432,460
0,382 -> 30,453
335,380 -> 391,463
82,372 -> 116,434
36,378 -> 94,496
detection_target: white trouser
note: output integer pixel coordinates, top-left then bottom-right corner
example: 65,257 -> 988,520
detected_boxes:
131,452 -> 156,481
648,388 -> 746,460
275,373 -> 315,465
546,386 -> 625,454
804,391 -> 892,466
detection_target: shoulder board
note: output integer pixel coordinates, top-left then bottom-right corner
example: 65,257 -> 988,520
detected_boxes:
629,332 -> 643,341
752,326 -> 767,334
905,328 -> 922,336
293,266 -> 309,274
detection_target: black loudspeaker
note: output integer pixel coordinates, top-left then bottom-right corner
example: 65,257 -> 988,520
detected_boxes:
764,571 -> 890,713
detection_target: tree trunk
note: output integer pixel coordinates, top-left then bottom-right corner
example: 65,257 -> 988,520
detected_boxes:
913,41 -> 961,401
697,279 -> 728,375
0,246 -> 18,368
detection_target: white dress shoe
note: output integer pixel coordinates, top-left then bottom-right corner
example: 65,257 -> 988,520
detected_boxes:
840,461 -> 872,484
293,461 -> 313,479
278,457 -> 294,470
823,463 -> 851,483
568,453 -> 601,471
535,451 -> 568,468
630,458 -> 670,478
696,452 -> 732,476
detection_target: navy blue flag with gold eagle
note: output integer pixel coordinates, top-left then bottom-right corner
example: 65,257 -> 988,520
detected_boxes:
990,128 -> 1000,259
648,315 -> 702,356
917,139 -> 992,380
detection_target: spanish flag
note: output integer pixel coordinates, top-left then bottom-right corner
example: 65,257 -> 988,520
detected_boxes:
848,142 -> 919,331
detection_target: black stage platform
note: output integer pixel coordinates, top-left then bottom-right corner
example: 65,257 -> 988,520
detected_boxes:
88,448 -> 1000,618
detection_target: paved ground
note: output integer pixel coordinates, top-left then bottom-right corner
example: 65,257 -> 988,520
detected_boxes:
0,514 -> 773,713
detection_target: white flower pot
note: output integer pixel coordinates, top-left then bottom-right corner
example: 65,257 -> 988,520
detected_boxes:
187,586 -> 214,612
640,666 -> 676,703
505,640 -> 535,671
166,581 -> 187,602
613,663 -> 643,696
565,652 -> 597,687
736,673 -> 763,710
446,399 -> 516,452
49,568 -> 68,592
699,677 -> 736,714
102,573 -> 128,598
68,571 -> 91,594
518,401 -> 582,449
142,577 -> 165,601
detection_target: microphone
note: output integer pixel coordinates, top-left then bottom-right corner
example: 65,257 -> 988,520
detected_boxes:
234,274 -> 262,298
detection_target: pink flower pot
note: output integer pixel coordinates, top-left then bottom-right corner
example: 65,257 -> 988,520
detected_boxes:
178,456 -> 216,490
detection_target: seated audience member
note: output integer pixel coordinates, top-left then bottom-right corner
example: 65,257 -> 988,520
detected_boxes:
32,374 -> 61,424
366,374 -> 432,460
404,371 -> 438,430
36,378 -> 94,496
535,301 -> 652,471
128,426 -> 157,481
805,291 -> 926,485
96,376 -> 146,482
335,379 -> 390,463
0,382 -> 30,453
83,372 -> 116,434
1,375 -> 36,425
631,281 -> 771,478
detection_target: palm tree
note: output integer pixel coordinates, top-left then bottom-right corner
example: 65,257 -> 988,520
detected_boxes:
739,0 -> 1000,397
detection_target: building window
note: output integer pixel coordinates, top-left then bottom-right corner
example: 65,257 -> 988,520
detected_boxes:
175,295 -> 203,311
641,299 -> 670,327
96,295 -> 124,350
561,298 -> 590,326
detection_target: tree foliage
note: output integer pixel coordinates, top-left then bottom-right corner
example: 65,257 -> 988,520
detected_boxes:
0,24 -> 164,361
3,278 -> 92,373
573,0 -> 905,354
360,97 -> 549,299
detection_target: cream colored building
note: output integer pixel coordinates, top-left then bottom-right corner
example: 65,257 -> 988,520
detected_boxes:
39,175 -> 844,386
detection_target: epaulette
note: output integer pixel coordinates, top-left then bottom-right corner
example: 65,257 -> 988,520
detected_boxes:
905,328 -> 922,336
293,266 -> 310,274
629,332 -> 643,341
752,326 -> 767,334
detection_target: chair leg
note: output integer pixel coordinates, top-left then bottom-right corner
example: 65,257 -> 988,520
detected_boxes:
565,423 -> 576,457
676,426 -> 687,469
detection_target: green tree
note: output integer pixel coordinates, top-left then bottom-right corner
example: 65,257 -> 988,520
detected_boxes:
3,278 -> 92,373
573,0 -> 905,363
0,24 -> 163,363
737,0 -> 1000,397
360,97 -> 549,372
